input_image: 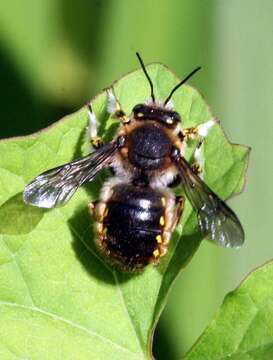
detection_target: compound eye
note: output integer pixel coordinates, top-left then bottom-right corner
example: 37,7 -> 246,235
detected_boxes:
172,111 -> 181,122
164,111 -> 181,126
133,104 -> 146,118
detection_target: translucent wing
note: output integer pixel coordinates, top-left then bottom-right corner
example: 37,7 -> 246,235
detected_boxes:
23,141 -> 119,208
176,156 -> 244,247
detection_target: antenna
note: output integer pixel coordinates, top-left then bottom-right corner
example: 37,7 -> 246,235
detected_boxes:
136,52 -> 155,103
164,67 -> 201,105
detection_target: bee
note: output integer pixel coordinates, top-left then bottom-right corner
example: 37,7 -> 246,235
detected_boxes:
23,53 -> 244,271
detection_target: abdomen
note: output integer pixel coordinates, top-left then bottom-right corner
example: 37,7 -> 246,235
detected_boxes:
94,182 -> 175,271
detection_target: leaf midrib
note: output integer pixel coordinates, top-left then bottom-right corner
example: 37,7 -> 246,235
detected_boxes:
58,209 -> 146,359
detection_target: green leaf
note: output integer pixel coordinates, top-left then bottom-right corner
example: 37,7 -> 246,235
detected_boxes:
184,261 -> 273,360
0,64 -> 249,359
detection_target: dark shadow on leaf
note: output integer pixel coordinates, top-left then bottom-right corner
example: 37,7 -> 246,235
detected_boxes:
153,320 -> 180,360
68,203 -> 115,284
155,224 -> 202,278
97,103 -> 112,139
72,126 -> 89,159
152,227 -> 202,359
103,122 -> 120,143
0,193 -> 46,235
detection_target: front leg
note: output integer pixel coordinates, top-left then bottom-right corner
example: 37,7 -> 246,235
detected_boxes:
87,88 -> 129,149
182,119 -> 216,141
181,119 -> 217,179
106,88 -> 130,124
86,103 -> 104,149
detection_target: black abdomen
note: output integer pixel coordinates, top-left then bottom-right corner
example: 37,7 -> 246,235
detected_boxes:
102,184 -> 164,270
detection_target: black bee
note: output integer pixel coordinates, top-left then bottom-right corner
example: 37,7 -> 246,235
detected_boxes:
23,53 -> 244,271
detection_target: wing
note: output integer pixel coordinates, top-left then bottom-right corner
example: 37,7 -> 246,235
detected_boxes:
23,141 -> 119,208
176,156 -> 244,248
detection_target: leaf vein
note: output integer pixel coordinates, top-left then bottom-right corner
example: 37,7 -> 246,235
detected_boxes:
1,238 -> 35,306
0,300 -> 140,358
58,210 -> 146,357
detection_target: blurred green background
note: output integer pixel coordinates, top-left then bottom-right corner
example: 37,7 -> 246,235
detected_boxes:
0,0 -> 272,358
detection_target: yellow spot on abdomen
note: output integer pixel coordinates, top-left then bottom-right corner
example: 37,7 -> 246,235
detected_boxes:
156,235 -> 162,243
160,216 -> 165,226
153,249 -> 160,258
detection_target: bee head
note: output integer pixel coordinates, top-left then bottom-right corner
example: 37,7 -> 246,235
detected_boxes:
132,103 -> 181,128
